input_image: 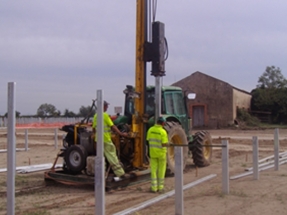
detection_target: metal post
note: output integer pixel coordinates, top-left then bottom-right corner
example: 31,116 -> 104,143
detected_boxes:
221,139 -> 229,194
155,77 -> 161,121
54,128 -> 58,149
274,128 -> 279,171
95,90 -> 105,215
7,82 -> 16,215
175,146 -> 184,215
252,136 -> 259,180
25,129 -> 28,151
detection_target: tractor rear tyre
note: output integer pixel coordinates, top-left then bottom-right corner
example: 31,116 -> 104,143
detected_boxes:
190,130 -> 212,167
64,145 -> 87,174
164,121 -> 189,174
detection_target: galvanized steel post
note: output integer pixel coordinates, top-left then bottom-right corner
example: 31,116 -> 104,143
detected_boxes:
175,146 -> 184,215
7,82 -> 16,215
252,136 -> 259,180
274,128 -> 279,171
221,139 -> 229,194
95,90 -> 105,215
25,129 -> 28,151
155,77 -> 161,121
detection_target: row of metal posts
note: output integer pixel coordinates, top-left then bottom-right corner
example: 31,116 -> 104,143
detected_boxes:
1,129 -> 59,152
6,84 -> 282,215
174,131 -> 280,215
174,140 -> 230,215
5,83 -> 99,215
252,128 -> 280,181
21,128 -> 59,151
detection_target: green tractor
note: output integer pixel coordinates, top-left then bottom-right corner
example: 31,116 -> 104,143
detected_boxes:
111,85 -> 213,174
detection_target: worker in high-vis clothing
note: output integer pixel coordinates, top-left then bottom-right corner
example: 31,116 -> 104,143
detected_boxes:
92,100 -> 130,179
146,117 -> 169,193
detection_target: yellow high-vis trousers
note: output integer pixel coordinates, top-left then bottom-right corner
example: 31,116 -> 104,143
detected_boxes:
104,141 -> 125,177
150,156 -> 166,192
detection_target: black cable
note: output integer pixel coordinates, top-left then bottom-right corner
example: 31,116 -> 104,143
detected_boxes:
164,37 -> 169,61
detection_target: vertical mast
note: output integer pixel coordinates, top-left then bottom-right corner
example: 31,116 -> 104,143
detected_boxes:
132,0 -> 147,167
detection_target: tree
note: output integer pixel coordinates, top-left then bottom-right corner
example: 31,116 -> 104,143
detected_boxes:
257,66 -> 287,89
63,109 -> 76,117
37,103 -> 58,117
78,105 -> 96,117
252,65 -> 287,123
55,110 -> 61,117
4,111 -> 21,117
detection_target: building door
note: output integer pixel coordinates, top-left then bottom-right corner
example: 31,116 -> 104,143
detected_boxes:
192,105 -> 205,127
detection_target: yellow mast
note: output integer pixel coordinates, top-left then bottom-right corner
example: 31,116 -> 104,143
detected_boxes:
132,0 -> 146,167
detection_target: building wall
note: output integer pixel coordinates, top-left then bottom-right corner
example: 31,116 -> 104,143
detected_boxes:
173,71 -> 251,128
232,89 -> 252,119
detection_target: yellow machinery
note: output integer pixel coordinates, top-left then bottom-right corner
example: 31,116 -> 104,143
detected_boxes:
132,0 -> 146,168
45,0 -> 213,189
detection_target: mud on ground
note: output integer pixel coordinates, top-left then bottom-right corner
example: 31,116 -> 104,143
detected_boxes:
1,128 -> 287,215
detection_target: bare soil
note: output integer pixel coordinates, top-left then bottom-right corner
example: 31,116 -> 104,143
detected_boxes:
1,128 -> 287,215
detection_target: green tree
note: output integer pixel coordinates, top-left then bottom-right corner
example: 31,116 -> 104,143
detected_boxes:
252,65 -> 287,123
37,103 -> 58,117
63,109 -> 76,117
55,110 -> 61,117
272,88 -> 287,123
78,105 -> 96,117
4,111 -> 21,117
257,65 -> 287,89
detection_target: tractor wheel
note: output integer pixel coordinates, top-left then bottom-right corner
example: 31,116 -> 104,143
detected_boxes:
64,145 -> 87,174
164,121 -> 189,174
190,130 -> 212,167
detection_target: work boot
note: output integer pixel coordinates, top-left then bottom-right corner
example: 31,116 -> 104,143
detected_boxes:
158,189 -> 165,194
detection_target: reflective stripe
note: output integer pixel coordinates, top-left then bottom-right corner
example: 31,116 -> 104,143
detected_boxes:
149,143 -> 163,149
104,125 -> 111,133
151,131 -> 161,135
151,178 -> 157,184
158,178 -> 164,184
147,124 -> 168,158
151,178 -> 158,189
92,112 -> 114,142
149,138 -> 162,143
110,162 -> 122,170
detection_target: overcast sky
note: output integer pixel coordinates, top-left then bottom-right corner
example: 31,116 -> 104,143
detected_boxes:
1,1 -> 287,115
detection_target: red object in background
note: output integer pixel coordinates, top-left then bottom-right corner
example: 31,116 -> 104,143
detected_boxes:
110,115 -> 118,121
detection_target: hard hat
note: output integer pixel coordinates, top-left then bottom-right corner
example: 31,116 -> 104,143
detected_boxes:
157,116 -> 166,124
104,100 -> 110,106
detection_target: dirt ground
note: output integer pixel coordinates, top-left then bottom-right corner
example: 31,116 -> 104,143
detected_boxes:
1,127 -> 287,215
